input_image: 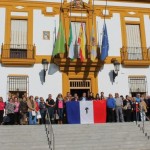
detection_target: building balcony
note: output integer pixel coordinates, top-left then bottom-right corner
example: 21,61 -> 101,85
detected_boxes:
53,45 -> 103,72
120,47 -> 150,66
1,44 -> 36,66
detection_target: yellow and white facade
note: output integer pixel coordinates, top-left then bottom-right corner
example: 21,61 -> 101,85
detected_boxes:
0,0 -> 150,100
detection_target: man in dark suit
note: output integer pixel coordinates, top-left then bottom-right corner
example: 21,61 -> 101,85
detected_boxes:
71,93 -> 79,101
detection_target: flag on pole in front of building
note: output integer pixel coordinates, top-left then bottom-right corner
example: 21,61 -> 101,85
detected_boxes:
90,25 -> 97,61
68,23 -> 74,59
101,22 -> 109,61
66,101 -> 106,124
52,20 -> 65,56
78,23 -> 85,62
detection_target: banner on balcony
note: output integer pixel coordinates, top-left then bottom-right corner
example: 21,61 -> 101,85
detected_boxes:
68,22 -> 74,59
66,100 -> 106,124
52,20 -> 65,56
90,25 -> 97,61
78,23 -> 85,62
101,22 -> 109,61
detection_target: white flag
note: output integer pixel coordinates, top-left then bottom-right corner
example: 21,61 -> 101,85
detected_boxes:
80,101 -> 94,124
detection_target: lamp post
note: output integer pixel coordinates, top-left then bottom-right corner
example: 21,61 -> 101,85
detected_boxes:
112,60 -> 120,82
42,59 -> 48,82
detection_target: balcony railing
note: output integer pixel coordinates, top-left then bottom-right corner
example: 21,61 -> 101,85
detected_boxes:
121,47 -> 150,61
1,44 -> 35,59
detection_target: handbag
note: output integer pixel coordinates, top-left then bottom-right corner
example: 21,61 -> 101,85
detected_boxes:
55,113 -> 59,120
123,105 -> 127,110
3,116 -> 10,123
32,111 -> 36,116
37,111 -> 41,119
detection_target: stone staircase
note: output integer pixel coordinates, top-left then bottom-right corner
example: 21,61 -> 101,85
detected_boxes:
0,125 -> 49,150
53,122 -> 150,150
0,122 -> 150,150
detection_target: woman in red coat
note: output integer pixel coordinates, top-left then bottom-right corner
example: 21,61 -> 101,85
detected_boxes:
0,97 -> 5,125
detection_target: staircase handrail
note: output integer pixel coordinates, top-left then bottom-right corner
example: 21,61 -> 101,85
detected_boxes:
136,106 -> 150,139
45,109 -> 55,150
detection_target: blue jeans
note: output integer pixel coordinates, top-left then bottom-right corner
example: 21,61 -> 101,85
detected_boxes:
29,112 -> 37,125
58,109 -> 63,120
48,107 -> 54,120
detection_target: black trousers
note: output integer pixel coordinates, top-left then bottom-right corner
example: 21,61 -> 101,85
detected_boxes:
7,113 -> 15,125
126,109 -> 132,122
40,112 -> 46,124
0,110 -> 4,124
107,108 -> 115,122
14,112 -> 20,124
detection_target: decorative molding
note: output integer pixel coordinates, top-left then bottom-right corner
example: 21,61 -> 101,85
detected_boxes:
128,11 -> 136,15
11,11 -> 28,16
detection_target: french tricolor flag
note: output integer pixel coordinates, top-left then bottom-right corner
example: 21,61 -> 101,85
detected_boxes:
66,101 -> 106,124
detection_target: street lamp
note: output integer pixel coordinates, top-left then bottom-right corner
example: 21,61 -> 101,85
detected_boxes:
112,59 -> 120,82
42,59 -> 49,82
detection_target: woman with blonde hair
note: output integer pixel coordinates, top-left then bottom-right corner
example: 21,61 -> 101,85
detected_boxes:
140,96 -> 147,121
27,96 -> 36,125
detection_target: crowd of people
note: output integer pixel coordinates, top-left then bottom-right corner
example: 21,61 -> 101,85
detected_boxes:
0,92 -> 150,125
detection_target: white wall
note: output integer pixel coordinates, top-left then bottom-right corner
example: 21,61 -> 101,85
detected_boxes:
98,65 -> 150,97
33,10 -> 59,55
94,1 -> 150,9
0,64 -> 62,101
96,13 -> 122,56
0,8 -> 6,54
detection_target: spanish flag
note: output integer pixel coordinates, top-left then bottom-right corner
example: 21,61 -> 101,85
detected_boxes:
78,23 -> 85,62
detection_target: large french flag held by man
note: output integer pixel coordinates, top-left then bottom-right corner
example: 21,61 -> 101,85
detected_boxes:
66,101 -> 106,124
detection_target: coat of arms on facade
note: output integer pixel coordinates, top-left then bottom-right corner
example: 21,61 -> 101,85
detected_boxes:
72,0 -> 83,8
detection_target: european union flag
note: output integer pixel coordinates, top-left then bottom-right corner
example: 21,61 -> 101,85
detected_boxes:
101,22 -> 109,61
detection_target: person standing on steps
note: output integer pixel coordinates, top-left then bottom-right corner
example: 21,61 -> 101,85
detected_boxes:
56,93 -> 64,124
107,94 -> 116,122
46,94 -> 55,123
115,93 -> 124,122
27,96 -> 36,125
0,97 -> 5,125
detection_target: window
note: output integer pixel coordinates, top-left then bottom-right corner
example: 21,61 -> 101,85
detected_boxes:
126,24 -> 142,60
10,19 -> 28,58
128,76 -> 147,96
70,79 -> 91,89
69,79 -> 91,98
8,75 -> 29,98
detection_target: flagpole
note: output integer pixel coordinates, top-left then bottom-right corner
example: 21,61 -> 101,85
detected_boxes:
103,0 -> 108,24
69,0 -> 72,24
53,20 -> 56,50
60,0 -> 63,22
100,0 -> 109,61
92,0 -> 94,26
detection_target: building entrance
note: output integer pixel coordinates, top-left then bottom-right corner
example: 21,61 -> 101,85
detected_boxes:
69,79 -> 91,98
70,89 -> 90,98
